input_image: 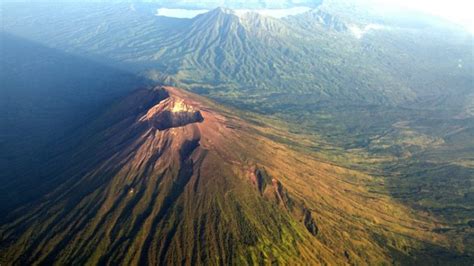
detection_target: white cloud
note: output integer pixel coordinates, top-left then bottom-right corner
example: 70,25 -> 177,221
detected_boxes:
155,8 -> 209,18
234,7 -> 312,18
369,0 -> 474,33
349,24 -> 386,39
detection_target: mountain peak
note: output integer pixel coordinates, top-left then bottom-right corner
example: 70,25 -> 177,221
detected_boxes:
286,8 -> 349,32
1,85 -> 449,264
139,87 -> 204,130
191,6 -> 241,32
0,86 -> 327,264
213,6 -> 235,14
196,6 -> 237,20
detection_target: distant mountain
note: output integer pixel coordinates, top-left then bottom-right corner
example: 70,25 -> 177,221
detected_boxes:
2,4 -> 471,108
1,2 -> 473,264
0,86 -> 464,264
287,9 -> 348,31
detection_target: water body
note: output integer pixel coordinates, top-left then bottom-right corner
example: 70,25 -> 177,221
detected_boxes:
155,7 -> 312,19
155,8 -> 209,18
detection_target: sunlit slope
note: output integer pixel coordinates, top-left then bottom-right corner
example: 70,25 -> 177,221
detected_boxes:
0,87 -> 460,265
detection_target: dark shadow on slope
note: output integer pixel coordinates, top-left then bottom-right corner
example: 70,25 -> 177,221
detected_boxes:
0,32 -> 150,216
383,160 -> 474,264
137,141 -> 200,265
372,232 -> 474,266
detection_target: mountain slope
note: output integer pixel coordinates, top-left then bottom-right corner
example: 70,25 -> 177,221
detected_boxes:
0,86 -> 464,265
3,4 -> 471,109
0,5 -> 417,104
0,33 -> 147,213
151,7 -> 419,105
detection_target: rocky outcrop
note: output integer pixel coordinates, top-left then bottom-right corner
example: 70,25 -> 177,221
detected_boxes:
271,178 -> 293,210
151,110 -> 203,130
140,89 -> 204,130
249,166 -> 318,236
311,10 -> 348,32
303,207 -> 318,236
248,167 -> 271,194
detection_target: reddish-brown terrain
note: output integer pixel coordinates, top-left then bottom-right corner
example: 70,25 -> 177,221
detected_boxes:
0,86 -> 455,265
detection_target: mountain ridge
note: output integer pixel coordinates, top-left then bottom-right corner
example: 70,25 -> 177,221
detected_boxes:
1,3 -> 473,264
0,86 -> 463,265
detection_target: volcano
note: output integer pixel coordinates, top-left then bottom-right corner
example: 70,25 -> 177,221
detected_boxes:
0,87 -> 450,265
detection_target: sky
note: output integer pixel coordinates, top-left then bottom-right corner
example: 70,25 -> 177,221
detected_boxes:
369,0 -> 474,32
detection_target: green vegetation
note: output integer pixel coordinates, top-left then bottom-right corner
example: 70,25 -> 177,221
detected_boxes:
1,1 -> 473,264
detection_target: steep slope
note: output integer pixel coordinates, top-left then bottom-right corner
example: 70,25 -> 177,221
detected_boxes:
0,4 -> 422,105
0,33 -> 147,213
2,3 -> 472,107
1,3 -> 473,264
0,86 -> 463,265
286,9 -> 349,32
153,7 -> 418,105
